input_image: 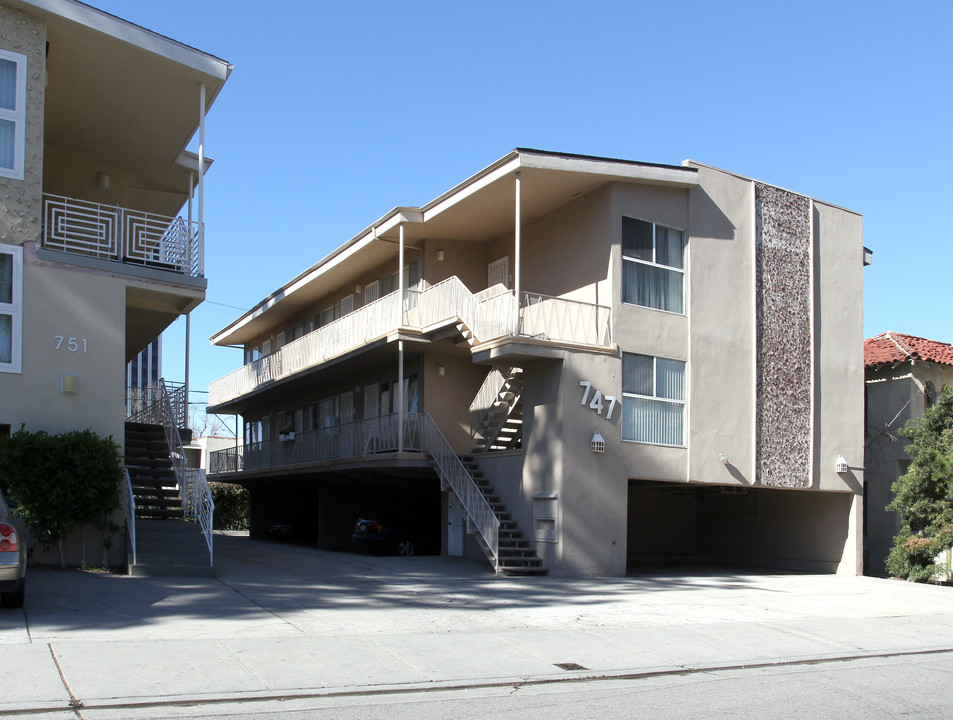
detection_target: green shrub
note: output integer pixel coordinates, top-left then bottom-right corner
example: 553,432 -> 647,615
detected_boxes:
210,482 -> 249,531
0,427 -> 123,557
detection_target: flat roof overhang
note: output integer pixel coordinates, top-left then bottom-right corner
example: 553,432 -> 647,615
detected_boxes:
211,149 -> 698,347
12,0 -> 232,216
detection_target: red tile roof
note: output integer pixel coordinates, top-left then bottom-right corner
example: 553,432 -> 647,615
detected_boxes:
864,332 -> 953,369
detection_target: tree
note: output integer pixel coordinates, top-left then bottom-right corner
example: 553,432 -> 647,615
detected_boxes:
886,384 -> 953,582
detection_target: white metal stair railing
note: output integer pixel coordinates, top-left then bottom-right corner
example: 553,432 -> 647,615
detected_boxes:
126,381 -> 187,429
469,365 -> 514,443
155,379 -> 215,565
42,194 -> 201,277
419,414 -> 500,572
123,468 -> 137,567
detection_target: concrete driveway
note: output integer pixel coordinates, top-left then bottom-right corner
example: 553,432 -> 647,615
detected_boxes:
1,532 -> 952,716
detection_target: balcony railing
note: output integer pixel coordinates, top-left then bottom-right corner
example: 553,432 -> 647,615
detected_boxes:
42,194 -> 202,277
209,276 -> 612,408
209,413 -> 423,474
126,381 -> 187,429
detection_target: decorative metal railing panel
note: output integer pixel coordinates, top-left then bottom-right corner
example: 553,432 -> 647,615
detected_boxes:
208,276 -> 612,408
42,194 -> 201,277
126,381 -> 187,429
519,291 -> 612,347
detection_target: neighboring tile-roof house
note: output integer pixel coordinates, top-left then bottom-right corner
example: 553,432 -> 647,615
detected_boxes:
864,332 -> 953,369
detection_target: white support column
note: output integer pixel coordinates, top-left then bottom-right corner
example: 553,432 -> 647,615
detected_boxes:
185,311 -> 191,428
197,83 -> 206,277
514,171 -> 522,331
398,223 -> 405,453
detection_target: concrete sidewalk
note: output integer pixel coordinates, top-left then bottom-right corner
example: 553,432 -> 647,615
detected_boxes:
2,533 -> 952,715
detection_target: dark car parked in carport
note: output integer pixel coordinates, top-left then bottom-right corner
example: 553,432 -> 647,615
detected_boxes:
0,488 -> 26,608
351,518 -> 420,556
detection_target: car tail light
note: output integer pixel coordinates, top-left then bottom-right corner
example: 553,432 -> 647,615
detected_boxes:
372,523 -> 383,532
0,523 -> 17,552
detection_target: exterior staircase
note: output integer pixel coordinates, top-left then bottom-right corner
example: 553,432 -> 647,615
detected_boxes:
472,368 -> 523,452
458,454 -> 546,576
124,421 -> 214,577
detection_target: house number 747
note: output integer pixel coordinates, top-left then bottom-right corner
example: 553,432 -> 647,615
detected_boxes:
54,336 -> 88,352
579,381 -> 617,420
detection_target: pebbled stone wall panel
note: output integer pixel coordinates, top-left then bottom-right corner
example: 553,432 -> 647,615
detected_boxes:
755,183 -> 812,488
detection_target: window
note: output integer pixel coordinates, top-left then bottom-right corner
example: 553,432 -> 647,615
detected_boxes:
622,217 -> 684,314
0,50 -> 25,180
0,243 -> 22,373
622,352 -> 685,446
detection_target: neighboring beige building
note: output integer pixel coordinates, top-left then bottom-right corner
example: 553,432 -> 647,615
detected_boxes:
207,149 -> 866,577
863,332 -> 953,577
0,0 -> 230,564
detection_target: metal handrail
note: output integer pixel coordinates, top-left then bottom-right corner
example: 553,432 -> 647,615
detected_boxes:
41,193 -> 201,277
420,415 -> 499,570
123,468 -> 136,567
155,379 -> 214,565
469,365 -> 513,442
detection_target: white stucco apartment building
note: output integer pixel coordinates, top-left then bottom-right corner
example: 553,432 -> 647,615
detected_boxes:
207,149 -> 866,577
0,0 -> 230,563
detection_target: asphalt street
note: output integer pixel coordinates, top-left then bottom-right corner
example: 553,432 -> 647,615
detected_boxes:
1,533 -> 951,718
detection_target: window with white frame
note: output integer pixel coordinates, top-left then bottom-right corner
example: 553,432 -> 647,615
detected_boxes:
0,50 -> 26,180
0,243 -> 22,373
622,216 -> 685,314
621,352 -> 685,446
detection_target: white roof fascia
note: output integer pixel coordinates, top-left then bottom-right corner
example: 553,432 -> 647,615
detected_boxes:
175,151 -> 214,173
683,159 -> 860,216
420,153 -> 522,222
521,150 -> 698,187
19,0 -> 232,80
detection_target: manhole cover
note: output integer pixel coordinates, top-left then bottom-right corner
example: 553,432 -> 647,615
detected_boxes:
553,662 -> 588,671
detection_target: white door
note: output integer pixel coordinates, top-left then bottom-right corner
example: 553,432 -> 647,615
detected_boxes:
488,256 -> 509,289
447,493 -> 464,556
364,280 -> 380,304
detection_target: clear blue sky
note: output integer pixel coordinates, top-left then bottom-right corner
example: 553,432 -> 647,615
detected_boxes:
93,0 -> 952,430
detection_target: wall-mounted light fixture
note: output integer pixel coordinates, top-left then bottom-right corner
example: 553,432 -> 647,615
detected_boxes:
96,173 -> 110,190
591,432 -> 605,453
718,453 -> 730,464
835,455 -> 849,473
354,284 -> 362,294
61,373 -> 78,394
436,249 -> 445,261
436,365 -> 446,377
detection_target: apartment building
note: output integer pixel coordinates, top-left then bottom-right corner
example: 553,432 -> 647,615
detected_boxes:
207,149 -> 865,577
0,0 -> 230,564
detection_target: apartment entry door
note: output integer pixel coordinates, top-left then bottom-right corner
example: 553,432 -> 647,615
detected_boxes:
447,493 -> 464,556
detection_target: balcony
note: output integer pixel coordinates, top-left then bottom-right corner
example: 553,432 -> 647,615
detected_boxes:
210,413 -> 424,475
41,194 -> 202,278
208,276 -> 612,408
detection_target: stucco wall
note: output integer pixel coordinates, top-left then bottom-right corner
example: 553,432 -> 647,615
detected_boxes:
0,4 -> 45,245
0,247 -> 126,442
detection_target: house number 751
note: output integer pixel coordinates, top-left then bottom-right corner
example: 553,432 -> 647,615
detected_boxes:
54,336 -> 88,352
579,381 -> 617,420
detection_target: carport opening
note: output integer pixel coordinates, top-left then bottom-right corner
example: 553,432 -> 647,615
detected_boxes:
626,480 -> 851,574
248,473 -> 442,556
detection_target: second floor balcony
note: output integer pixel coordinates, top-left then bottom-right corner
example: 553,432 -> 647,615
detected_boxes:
208,276 -> 612,409
41,194 -> 202,278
